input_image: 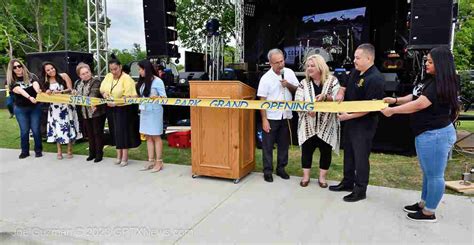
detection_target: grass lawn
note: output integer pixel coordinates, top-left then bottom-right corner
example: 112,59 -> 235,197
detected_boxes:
1,109 -> 473,195
457,110 -> 474,132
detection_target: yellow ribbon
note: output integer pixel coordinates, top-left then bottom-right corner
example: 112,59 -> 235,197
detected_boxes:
36,93 -> 388,113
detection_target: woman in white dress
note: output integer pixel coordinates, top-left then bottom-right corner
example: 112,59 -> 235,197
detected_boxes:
42,62 -> 82,159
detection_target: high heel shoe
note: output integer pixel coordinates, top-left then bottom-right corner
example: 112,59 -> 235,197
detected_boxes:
150,159 -> 164,173
120,160 -> 128,167
140,159 -> 155,171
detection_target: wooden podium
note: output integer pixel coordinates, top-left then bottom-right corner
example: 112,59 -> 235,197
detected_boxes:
190,81 -> 256,183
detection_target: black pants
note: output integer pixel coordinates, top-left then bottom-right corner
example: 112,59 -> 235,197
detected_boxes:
262,119 -> 290,175
301,134 -> 332,170
105,108 -> 116,146
342,119 -> 378,193
111,105 -> 141,149
83,114 -> 106,158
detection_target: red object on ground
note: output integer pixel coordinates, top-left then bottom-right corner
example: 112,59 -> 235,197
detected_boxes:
167,131 -> 191,148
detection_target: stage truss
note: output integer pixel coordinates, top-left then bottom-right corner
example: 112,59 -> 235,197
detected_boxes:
87,0 -> 109,78
234,0 -> 244,62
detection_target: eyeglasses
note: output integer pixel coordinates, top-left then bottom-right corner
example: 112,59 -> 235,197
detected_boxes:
13,65 -> 23,69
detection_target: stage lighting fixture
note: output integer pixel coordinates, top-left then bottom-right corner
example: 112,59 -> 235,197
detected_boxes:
244,3 -> 255,16
206,18 -> 220,36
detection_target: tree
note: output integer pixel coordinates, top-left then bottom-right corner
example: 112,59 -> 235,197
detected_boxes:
453,0 -> 474,70
110,43 -> 147,66
176,0 -> 235,53
0,0 -> 88,71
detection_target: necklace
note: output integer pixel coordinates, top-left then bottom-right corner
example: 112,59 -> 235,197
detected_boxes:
110,73 -> 122,94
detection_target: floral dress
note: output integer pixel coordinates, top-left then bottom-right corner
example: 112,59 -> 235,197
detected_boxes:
46,83 -> 82,144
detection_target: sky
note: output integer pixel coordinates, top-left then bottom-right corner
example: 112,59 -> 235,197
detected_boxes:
107,0 -> 146,50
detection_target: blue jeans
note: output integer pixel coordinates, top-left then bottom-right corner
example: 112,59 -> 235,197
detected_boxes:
415,124 -> 456,212
6,96 -> 14,115
14,104 -> 43,154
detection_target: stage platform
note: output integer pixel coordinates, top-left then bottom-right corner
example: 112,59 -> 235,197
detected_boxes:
0,148 -> 472,244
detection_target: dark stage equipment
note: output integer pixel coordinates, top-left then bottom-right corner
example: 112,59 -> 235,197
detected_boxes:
185,51 -> 206,72
143,0 -> 179,57
243,0 -> 455,154
25,51 -> 94,82
407,0 -> 454,50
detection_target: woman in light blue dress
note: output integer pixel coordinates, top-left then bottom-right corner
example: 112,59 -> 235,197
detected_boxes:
136,60 -> 167,172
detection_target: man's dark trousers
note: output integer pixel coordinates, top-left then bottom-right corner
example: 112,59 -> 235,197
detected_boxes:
262,119 -> 290,175
342,118 -> 378,193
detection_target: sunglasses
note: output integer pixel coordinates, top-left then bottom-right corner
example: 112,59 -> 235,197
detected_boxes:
13,65 -> 23,69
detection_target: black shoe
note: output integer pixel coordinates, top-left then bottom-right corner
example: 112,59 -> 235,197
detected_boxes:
264,173 -> 273,182
329,182 -> 354,192
404,203 -> 423,214
86,156 -> 95,161
343,191 -> 366,202
19,153 -> 30,159
94,156 -> 103,163
276,169 -> 290,180
35,152 -> 43,158
406,210 -> 437,223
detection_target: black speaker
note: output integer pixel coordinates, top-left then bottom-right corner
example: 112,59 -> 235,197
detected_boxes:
407,0 -> 453,50
185,51 -> 206,72
25,51 -> 94,82
143,0 -> 178,58
382,73 -> 400,92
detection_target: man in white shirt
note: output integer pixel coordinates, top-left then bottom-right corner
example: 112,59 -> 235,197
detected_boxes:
257,48 -> 299,182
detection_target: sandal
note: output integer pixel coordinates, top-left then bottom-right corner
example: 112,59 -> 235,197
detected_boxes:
150,159 -> 164,173
120,160 -> 128,167
66,153 -> 73,159
140,159 -> 155,171
57,154 -> 63,160
114,158 -> 121,165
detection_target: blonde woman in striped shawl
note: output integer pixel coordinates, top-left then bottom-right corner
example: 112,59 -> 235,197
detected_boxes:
295,54 -> 341,188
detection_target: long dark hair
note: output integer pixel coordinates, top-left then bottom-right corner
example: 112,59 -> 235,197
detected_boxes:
136,59 -> 158,97
429,46 -> 460,121
41,61 -> 67,91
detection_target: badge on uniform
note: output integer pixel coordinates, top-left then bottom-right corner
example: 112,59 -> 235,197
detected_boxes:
357,78 -> 364,87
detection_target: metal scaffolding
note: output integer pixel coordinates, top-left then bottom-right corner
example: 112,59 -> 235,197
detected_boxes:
87,0 -> 108,78
234,0 -> 244,62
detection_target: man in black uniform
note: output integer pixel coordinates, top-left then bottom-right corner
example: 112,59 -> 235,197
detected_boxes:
329,43 -> 385,202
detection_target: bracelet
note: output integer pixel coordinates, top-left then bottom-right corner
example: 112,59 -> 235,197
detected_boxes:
394,97 -> 398,104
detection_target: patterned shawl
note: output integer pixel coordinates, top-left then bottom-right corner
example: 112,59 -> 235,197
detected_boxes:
295,75 -> 341,154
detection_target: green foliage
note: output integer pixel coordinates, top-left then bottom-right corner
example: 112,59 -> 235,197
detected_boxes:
459,70 -> 474,107
176,64 -> 185,72
176,0 -> 235,52
110,43 -> 147,66
0,0 -> 88,71
223,45 -> 235,66
454,0 -> 474,70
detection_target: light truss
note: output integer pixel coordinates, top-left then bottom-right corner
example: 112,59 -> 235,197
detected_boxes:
87,0 -> 108,78
234,0 -> 244,62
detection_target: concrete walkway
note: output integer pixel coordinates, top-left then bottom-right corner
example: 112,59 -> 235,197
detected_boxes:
0,148 -> 472,244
